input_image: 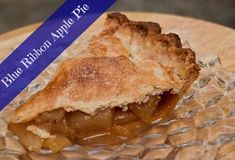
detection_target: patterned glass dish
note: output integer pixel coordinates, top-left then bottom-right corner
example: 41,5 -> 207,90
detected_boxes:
0,39 -> 235,160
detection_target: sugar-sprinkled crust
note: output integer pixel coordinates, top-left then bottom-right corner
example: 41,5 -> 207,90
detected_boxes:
10,13 -> 200,123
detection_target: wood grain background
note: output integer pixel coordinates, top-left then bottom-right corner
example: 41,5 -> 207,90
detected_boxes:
0,12 -> 235,72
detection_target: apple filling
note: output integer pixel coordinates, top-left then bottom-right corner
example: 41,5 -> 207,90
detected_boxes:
9,92 -> 179,152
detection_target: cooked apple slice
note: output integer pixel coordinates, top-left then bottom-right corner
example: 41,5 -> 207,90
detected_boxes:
114,109 -> 138,125
129,96 -> 161,123
111,120 -> 150,138
50,119 -> 69,136
67,109 -> 113,138
9,123 -> 43,152
43,135 -> 71,153
35,108 -> 65,124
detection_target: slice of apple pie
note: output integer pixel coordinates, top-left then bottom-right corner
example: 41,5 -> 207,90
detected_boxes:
8,13 -> 200,152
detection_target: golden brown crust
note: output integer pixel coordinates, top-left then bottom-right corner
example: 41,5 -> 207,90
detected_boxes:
83,12 -> 199,92
10,13 -> 200,123
11,56 -> 173,123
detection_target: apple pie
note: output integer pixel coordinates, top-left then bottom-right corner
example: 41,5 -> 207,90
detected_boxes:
8,13 -> 200,152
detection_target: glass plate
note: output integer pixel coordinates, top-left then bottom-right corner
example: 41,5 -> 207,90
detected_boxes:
0,48 -> 235,160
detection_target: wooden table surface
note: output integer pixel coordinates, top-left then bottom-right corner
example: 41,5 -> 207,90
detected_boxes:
0,12 -> 235,71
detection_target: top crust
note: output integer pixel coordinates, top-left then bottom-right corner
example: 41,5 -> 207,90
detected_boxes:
10,13 -> 200,123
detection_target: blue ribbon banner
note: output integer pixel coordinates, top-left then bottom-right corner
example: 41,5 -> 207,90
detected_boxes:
0,0 -> 116,110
